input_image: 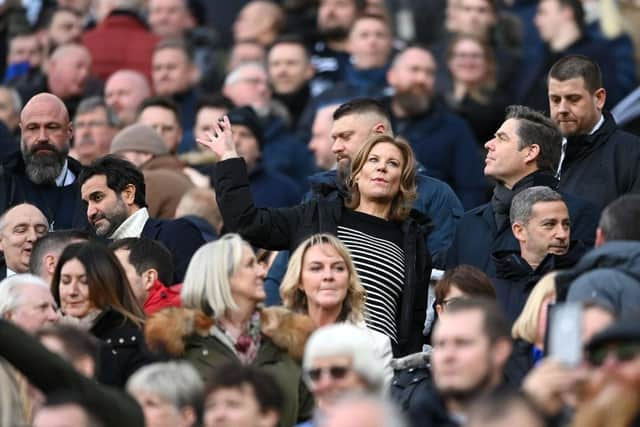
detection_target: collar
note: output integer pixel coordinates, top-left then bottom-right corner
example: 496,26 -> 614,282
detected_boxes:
109,207 -> 149,240
6,267 -> 16,278
55,160 -> 75,187
589,114 -> 604,135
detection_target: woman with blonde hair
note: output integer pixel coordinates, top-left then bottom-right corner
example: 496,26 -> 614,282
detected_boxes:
145,234 -> 314,427
507,272 -> 558,386
200,118 -> 431,357
280,234 -> 392,382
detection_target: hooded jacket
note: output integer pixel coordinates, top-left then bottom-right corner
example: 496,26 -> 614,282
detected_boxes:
558,241 -> 640,317
145,307 -> 315,427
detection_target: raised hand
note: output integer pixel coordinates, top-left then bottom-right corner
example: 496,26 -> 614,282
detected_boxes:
196,115 -> 238,161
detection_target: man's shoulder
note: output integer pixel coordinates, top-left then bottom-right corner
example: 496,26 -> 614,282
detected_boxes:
142,216 -> 200,238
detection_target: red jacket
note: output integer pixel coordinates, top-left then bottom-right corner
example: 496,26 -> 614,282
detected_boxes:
82,11 -> 159,82
144,280 -> 181,315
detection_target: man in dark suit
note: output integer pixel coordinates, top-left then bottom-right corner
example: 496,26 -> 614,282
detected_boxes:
78,155 -> 205,282
446,105 -> 599,276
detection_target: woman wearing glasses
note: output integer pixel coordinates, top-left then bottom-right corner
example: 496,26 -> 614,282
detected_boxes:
145,234 -> 314,427
280,233 -> 393,384
301,323 -> 388,423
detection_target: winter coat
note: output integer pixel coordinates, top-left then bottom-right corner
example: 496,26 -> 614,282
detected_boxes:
141,155 -> 194,219
558,111 -> 640,214
144,280 -> 182,315
557,241 -> 640,317
214,158 -> 432,356
90,308 -> 156,388
0,152 -> 88,230
446,172 -> 599,276
145,307 -> 315,427
492,241 -> 587,323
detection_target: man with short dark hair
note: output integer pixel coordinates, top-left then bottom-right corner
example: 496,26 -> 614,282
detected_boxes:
413,298 -> 513,426
78,155 -> 205,282
203,363 -> 283,427
110,237 -> 180,314
71,96 -> 118,165
29,229 -> 90,285
447,104 -> 599,276
549,55 -> 640,213
559,194 -> 640,316
0,93 -> 89,230
137,96 -> 183,154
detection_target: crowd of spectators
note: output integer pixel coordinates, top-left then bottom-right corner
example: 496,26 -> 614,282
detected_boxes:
0,0 -> 640,426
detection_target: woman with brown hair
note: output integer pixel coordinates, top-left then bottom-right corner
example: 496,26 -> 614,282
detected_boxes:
51,241 -> 154,387
199,118 -> 431,356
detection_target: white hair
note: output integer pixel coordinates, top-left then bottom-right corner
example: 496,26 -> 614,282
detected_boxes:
224,61 -> 267,86
0,274 -> 50,316
180,234 -> 249,318
126,361 -> 203,409
303,323 -> 386,393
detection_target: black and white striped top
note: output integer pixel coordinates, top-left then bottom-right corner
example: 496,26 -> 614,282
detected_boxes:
337,210 -> 405,344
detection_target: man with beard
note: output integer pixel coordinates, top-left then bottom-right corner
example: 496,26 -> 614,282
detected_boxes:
549,55 -> 640,214
411,298 -> 512,427
70,96 -> 118,166
0,93 -> 88,230
384,45 -> 487,210
78,155 -> 204,282
311,0 -> 367,93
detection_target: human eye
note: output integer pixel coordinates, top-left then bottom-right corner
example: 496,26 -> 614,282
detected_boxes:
334,263 -> 346,272
13,225 -> 27,234
367,155 -> 378,163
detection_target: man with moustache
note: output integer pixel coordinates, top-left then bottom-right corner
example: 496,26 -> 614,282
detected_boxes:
0,93 -> 88,230
384,45 -> 487,210
70,97 -> 118,166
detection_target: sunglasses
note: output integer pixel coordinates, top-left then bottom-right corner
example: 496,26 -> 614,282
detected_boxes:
304,365 -> 351,383
587,343 -> 640,366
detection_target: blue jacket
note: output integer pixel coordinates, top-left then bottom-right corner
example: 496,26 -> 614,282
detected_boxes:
446,173 -> 599,276
141,217 -> 206,283
389,100 -> 488,210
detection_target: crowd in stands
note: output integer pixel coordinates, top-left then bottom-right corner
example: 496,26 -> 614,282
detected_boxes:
0,0 -> 640,426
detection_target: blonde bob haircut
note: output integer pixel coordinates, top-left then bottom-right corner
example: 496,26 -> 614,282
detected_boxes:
180,233 -> 250,318
346,134 -> 417,222
280,234 -> 366,323
511,272 -> 558,343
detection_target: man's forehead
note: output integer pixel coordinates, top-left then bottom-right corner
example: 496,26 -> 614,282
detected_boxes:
21,96 -> 69,123
531,200 -> 569,218
548,77 -> 588,93
5,205 -> 47,224
435,310 -> 484,336
81,174 -> 108,193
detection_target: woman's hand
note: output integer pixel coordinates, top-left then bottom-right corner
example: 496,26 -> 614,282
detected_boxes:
196,115 -> 238,161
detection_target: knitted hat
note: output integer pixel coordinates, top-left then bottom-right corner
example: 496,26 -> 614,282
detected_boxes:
110,124 -> 168,155
227,106 -> 264,148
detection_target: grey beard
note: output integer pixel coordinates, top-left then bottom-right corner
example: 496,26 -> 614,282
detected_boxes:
23,151 -> 67,184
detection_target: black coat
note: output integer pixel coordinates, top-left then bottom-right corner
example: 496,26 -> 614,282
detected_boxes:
504,338 -> 536,388
141,217 -> 206,283
90,308 -> 156,388
446,173 -> 599,276
214,158 -> 431,356
492,242 -> 587,323
0,319 -> 144,425
0,152 -> 88,230
558,111 -> 640,214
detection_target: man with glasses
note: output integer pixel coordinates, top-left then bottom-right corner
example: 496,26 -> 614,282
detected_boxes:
301,323 -> 387,424
70,96 -> 118,166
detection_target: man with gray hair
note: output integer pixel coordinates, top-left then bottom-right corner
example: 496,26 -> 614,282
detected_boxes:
0,93 -> 89,229
0,85 -> 22,135
70,96 -> 118,165
447,104 -> 598,276
491,186 -> 583,322
0,273 -> 58,333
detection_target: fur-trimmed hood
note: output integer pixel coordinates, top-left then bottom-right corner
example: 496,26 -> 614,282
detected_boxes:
145,306 -> 314,361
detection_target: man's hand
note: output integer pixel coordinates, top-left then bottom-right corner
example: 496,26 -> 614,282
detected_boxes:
196,115 -> 238,161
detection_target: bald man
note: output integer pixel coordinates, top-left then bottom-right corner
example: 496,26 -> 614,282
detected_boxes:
0,93 -> 88,230
0,204 -> 48,279
105,70 -> 151,126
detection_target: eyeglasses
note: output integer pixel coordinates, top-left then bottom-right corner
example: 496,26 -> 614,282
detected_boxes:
304,365 -> 351,383
587,343 -> 640,366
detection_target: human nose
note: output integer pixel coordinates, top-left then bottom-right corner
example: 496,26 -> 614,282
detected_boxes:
26,226 -> 38,242
555,224 -> 569,240
86,202 -> 97,219
557,98 -> 570,114
331,139 -> 343,154
47,306 -> 59,322
256,263 -> 267,279
484,137 -> 495,150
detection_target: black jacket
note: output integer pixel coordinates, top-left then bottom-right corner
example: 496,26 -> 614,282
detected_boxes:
446,173 -> 599,276
90,308 -> 156,388
141,217 -> 206,283
0,319 -> 144,425
0,152 -> 88,230
214,158 -> 431,356
492,242 -> 587,323
559,111 -> 640,214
